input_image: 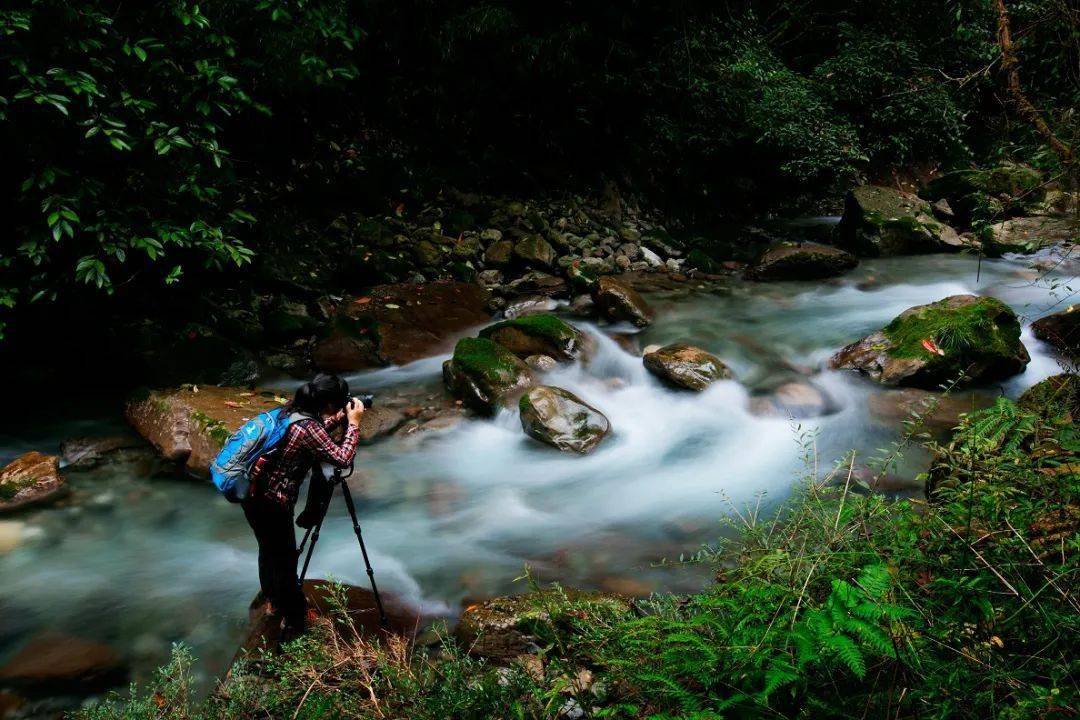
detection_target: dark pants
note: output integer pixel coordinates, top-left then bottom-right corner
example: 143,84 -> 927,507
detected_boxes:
243,496 -> 307,628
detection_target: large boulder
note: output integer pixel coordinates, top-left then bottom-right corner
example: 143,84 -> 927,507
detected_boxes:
829,295 -> 1030,389
0,452 -> 66,514
443,338 -> 533,414
313,281 -> 490,372
479,315 -> 588,362
1032,305 -> 1080,361
835,185 -> 962,256
518,386 -> 610,453
0,632 -> 127,696
744,241 -> 857,281
643,344 -> 732,391
986,216 -> 1077,255
921,163 -> 1045,226
125,386 -> 285,475
456,588 -> 631,660
593,276 -> 653,327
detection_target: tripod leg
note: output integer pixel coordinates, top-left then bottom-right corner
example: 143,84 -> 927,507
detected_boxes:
339,478 -> 389,629
298,480 -> 335,587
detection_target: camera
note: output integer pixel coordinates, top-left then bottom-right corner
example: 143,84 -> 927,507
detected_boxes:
349,393 -> 375,410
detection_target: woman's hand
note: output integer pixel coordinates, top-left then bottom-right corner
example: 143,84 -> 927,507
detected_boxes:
346,397 -> 366,425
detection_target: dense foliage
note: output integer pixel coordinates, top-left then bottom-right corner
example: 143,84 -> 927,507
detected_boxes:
2,0 -> 1077,338
79,388 -> 1079,719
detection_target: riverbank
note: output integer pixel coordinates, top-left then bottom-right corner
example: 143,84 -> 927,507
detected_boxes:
75,376 -> 1080,718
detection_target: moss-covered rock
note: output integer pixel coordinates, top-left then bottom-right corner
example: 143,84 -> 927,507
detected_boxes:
442,337 -> 533,414
835,185 -> 962,256
479,314 -> 588,361
643,344 -> 732,391
1018,374 -> 1080,422
0,453 -> 66,514
744,241 -> 857,281
921,163 -> 1045,226
519,386 -> 610,453
829,295 -> 1030,388
593,276 -> 653,327
1032,305 -> 1080,361
455,587 -> 631,660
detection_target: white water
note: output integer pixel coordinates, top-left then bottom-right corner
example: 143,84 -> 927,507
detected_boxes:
0,247 -> 1074,691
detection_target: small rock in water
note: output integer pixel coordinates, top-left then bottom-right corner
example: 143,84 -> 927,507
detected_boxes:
749,381 -> 834,419
0,452 -> 67,515
643,343 -> 732,391
519,386 -> 610,453
593,276 -> 654,327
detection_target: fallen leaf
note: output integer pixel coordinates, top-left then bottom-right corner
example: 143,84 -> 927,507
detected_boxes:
224,401 -> 243,408
921,338 -> 945,356
385,303 -> 400,309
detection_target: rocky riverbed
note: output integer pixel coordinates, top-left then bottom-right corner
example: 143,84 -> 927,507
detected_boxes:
0,168 -> 1076,712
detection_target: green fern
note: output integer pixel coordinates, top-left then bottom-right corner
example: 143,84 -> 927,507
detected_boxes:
960,397 -> 1037,454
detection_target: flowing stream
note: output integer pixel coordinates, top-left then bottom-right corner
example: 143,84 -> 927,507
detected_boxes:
0,244 -> 1073,697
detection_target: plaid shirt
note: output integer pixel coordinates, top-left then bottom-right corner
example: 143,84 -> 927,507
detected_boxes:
252,416 -> 360,507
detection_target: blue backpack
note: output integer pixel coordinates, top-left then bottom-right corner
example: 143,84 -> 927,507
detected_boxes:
210,408 -> 308,503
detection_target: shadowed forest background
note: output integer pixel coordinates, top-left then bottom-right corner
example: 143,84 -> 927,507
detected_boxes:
2,0 -> 1077,385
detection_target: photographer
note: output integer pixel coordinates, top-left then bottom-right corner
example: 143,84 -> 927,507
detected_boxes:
244,373 -> 365,638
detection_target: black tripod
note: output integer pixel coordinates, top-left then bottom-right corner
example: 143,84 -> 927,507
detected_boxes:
297,463 -> 389,629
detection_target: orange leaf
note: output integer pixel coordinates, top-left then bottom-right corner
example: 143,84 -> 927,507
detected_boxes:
921,338 -> 945,356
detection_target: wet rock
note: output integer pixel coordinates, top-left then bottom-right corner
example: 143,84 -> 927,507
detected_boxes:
519,386 -> 610,453
480,228 -> 503,243
443,338 -> 533,415
480,315 -> 588,362
640,246 -> 664,268
124,386 -> 284,475
484,239 -> 514,267
477,269 -> 504,288
314,281 -> 491,372
835,185 -> 960,256
525,355 -> 558,372
750,381 -> 835,419
986,216 -> 1077,255
456,588 -> 631,660
0,453 -> 66,515
60,435 -> 145,470
219,358 -> 261,387
505,271 -> 568,298
0,632 -> 127,696
412,239 -> 442,267
867,388 -> 996,436
1032,305 -> 1080,360
513,234 -> 557,268
593,276 -> 653,327
744,241 -> 858,281
643,344 -> 732,391
504,296 -> 558,319
566,294 -> 595,317
829,295 -> 1029,389
1018,374 -> 1080,422
356,407 -> 407,444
